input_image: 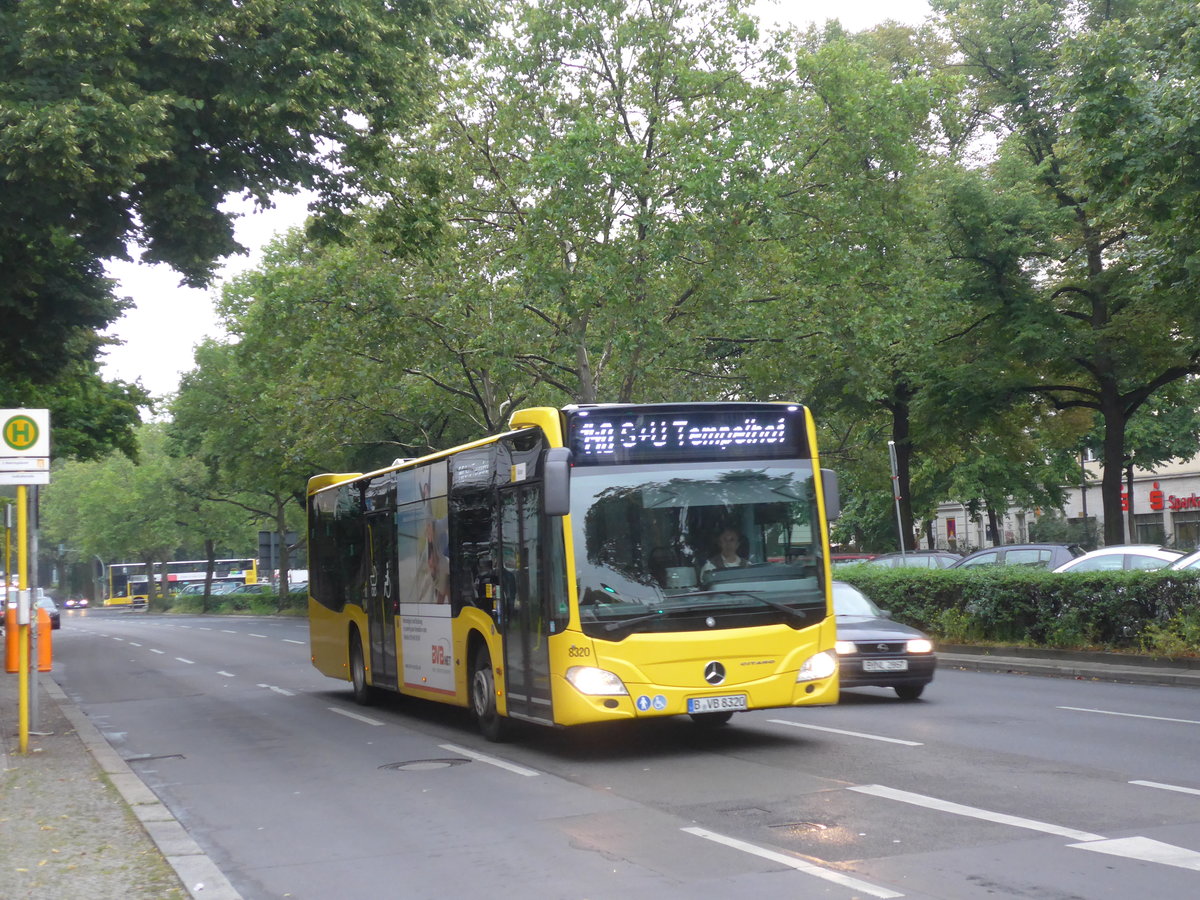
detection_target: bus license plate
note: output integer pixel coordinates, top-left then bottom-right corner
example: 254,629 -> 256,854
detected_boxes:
863,659 -> 908,672
688,694 -> 748,714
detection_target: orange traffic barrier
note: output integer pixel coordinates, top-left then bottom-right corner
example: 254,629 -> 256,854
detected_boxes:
5,606 -> 52,672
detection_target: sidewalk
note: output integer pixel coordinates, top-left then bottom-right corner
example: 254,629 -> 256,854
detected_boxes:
0,670 -> 240,900
939,644 -> 1200,688
3,646 -> 1198,900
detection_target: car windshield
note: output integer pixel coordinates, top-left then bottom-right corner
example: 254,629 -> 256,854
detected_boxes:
570,463 -> 828,638
832,582 -> 882,617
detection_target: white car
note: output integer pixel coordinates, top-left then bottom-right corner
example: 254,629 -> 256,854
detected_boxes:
1052,545 -> 1183,573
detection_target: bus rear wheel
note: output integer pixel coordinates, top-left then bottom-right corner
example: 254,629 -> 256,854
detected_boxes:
350,631 -> 373,706
471,645 -> 508,742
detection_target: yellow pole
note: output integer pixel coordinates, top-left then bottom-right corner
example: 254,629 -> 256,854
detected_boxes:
17,485 -> 29,754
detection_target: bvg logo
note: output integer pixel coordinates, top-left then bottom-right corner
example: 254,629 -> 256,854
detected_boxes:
3,415 -> 39,452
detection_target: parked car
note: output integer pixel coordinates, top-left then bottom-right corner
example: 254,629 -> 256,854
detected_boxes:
864,550 -> 961,569
227,583 -> 274,595
36,595 -> 61,629
62,596 -> 89,609
1169,549 -> 1200,571
832,581 -> 936,700
1052,545 -> 1183,573
948,543 -> 1084,570
175,582 -> 241,597
830,553 -> 877,567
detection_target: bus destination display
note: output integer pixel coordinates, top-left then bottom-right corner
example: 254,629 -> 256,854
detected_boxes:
567,406 -> 808,465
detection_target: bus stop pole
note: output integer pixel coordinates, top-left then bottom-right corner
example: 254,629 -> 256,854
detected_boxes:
17,484 -> 29,753
29,485 -> 39,732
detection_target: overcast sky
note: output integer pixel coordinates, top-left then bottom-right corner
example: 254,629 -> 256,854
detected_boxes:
99,0 -> 933,402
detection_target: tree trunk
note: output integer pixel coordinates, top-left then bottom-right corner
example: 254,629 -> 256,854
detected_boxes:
888,386 -> 917,551
1100,392 -> 1129,546
203,538 -> 216,615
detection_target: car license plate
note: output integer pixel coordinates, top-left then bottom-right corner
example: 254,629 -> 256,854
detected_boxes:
687,694 -> 748,714
863,659 -> 908,672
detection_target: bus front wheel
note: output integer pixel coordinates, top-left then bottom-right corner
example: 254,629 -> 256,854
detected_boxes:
350,631 -> 373,706
471,645 -> 508,742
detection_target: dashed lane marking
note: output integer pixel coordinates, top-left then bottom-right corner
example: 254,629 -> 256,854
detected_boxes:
328,707 -> 385,726
439,743 -> 540,777
848,784 -> 1105,842
1131,780 -> 1200,797
682,826 -> 903,898
1059,706 -> 1200,726
769,719 -> 923,746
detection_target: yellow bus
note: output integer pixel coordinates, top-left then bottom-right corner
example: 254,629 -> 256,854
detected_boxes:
307,403 -> 841,740
105,558 -> 258,607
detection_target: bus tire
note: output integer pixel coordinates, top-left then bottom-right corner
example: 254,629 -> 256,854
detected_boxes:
689,711 -> 734,727
350,630 -> 373,706
471,645 -> 508,742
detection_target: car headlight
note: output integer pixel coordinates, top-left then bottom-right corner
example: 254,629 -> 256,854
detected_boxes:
906,638 -> 934,654
797,650 -> 838,682
565,666 -> 629,696
834,640 -> 858,655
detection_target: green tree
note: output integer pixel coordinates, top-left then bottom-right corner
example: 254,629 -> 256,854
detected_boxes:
1,0 -> 481,434
933,0 -> 1200,545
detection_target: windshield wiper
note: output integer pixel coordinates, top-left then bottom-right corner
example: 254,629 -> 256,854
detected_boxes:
602,608 -> 669,632
671,589 -> 812,625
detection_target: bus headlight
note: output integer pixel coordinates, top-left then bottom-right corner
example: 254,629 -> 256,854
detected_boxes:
565,666 -> 629,696
796,650 -> 838,682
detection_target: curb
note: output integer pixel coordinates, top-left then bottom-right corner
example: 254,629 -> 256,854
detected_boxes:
41,676 -> 243,900
938,653 -> 1200,688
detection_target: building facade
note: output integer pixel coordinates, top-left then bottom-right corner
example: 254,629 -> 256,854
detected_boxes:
930,454 -> 1200,553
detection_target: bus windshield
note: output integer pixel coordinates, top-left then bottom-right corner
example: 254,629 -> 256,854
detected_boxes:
570,463 -> 827,639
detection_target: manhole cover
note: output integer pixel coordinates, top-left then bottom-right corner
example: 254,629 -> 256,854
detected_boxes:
379,758 -> 471,772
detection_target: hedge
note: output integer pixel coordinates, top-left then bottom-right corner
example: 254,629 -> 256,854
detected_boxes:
835,566 -> 1200,656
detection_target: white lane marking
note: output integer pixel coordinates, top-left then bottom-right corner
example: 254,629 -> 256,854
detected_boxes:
282,639 -> 305,645
217,671 -> 236,678
329,707 -> 385,726
257,683 -> 294,696
1069,836 -> 1200,871
1131,780 -> 1200,797
1059,706 -> 1200,726
222,630 -> 238,634
112,636 -> 124,641
249,633 -> 267,638
199,627 -> 212,631
439,743 -> 540,777
176,657 -> 195,664
150,649 -> 165,654
848,785 -> 1105,842
682,826 -> 903,898
769,719 -> 923,746
129,642 -> 142,647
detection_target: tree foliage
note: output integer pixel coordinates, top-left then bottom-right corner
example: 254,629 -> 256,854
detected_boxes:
1,0 -> 481,455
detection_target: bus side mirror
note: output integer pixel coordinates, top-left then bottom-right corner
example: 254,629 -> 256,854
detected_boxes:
822,469 -> 840,519
544,448 -> 572,516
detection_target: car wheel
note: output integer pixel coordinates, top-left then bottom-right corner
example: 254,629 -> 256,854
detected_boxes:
895,684 -> 925,701
349,630 -> 374,706
471,644 -> 508,742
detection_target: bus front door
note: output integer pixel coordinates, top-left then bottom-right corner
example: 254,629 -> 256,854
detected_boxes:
366,513 -> 398,689
498,485 -> 553,724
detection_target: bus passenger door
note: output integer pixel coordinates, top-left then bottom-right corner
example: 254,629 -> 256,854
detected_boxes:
366,513 -> 398,689
498,485 -> 553,724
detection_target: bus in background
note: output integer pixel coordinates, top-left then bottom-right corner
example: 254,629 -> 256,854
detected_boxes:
105,558 -> 259,607
308,403 -> 840,740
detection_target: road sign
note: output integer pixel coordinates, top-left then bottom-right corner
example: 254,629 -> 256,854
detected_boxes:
0,471 -> 50,485
1,409 -> 50,458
